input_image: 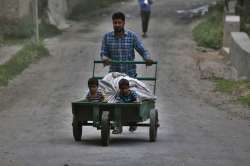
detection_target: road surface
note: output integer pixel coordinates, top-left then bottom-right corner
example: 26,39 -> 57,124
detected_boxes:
0,0 -> 250,165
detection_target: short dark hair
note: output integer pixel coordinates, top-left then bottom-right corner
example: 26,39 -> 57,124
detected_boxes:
112,12 -> 125,21
88,77 -> 98,87
119,79 -> 129,88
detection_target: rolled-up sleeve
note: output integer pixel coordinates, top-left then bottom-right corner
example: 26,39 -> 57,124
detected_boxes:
100,34 -> 109,60
134,34 -> 151,60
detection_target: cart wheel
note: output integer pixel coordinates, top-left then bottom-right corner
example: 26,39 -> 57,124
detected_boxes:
101,111 -> 110,146
73,123 -> 82,142
149,109 -> 158,142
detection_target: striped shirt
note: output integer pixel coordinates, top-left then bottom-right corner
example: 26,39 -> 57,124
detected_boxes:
116,90 -> 138,103
100,30 -> 150,77
86,90 -> 104,102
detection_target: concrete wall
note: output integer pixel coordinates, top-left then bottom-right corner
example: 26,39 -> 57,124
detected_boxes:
66,0 -> 89,16
66,0 -> 81,14
0,0 -> 32,22
18,0 -> 32,18
0,0 -> 19,22
223,15 -> 240,48
47,0 -> 70,29
230,32 -> 250,79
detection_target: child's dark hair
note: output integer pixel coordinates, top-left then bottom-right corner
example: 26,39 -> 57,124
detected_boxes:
88,77 -> 98,87
112,12 -> 125,21
119,79 -> 129,88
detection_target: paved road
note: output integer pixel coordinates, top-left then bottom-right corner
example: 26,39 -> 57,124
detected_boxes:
0,0 -> 250,166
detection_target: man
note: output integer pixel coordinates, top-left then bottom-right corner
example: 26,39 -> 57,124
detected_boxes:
100,12 -> 154,133
138,0 -> 153,37
101,12 -> 154,78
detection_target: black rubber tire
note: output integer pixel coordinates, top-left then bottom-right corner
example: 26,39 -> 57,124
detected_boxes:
101,111 -> 110,146
73,124 -> 82,141
149,109 -> 158,142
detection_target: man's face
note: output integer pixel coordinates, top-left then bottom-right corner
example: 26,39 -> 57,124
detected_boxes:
113,19 -> 125,33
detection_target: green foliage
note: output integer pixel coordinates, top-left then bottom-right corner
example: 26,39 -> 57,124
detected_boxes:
192,1 -> 224,49
238,96 -> 250,106
214,79 -> 239,93
0,42 -> 49,86
213,78 -> 250,106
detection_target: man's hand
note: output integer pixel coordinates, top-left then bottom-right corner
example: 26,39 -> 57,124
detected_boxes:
102,59 -> 111,66
145,59 -> 154,66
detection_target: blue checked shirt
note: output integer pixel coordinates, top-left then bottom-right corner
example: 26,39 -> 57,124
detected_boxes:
100,30 -> 151,77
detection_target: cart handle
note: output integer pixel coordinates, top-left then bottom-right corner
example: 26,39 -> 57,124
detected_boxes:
94,60 -> 158,65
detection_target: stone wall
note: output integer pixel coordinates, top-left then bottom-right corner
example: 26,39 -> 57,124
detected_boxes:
223,15 -> 240,48
18,0 -> 32,18
66,0 -> 82,15
0,0 -> 32,23
0,0 -> 19,22
230,32 -> 250,79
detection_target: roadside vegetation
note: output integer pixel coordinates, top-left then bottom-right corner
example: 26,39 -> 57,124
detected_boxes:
69,0 -> 127,20
192,1 -> 250,107
213,78 -> 250,106
0,16 -> 61,45
0,42 -> 49,86
192,1 -> 224,49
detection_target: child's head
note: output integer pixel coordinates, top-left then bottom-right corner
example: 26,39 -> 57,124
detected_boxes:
118,79 -> 130,95
88,77 -> 98,94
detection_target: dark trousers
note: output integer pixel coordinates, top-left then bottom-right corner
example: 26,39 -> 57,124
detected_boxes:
140,10 -> 151,33
225,0 -> 229,11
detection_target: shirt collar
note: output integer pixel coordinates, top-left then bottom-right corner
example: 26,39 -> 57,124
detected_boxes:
112,30 -> 128,37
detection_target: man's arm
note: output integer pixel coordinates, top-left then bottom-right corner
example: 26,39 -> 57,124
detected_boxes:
134,34 -> 154,66
100,34 -> 111,66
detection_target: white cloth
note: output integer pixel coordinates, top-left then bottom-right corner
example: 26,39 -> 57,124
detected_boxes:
99,72 -> 156,103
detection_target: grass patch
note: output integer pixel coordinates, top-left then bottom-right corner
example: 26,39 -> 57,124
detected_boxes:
0,16 -> 61,45
69,0 -> 126,20
0,42 -> 49,86
192,1 -> 224,49
214,79 -> 242,93
213,78 -> 250,106
238,96 -> 250,106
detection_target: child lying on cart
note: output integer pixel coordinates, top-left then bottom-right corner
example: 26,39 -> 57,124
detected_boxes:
85,77 -> 105,102
112,78 -> 138,134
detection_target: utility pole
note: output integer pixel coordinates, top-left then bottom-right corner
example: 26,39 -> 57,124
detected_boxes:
33,0 -> 39,43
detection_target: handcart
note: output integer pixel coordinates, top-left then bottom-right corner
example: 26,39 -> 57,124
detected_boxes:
71,61 -> 159,146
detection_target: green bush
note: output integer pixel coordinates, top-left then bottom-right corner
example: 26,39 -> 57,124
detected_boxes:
0,42 -> 49,86
192,1 -> 224,49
